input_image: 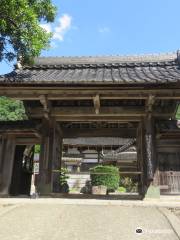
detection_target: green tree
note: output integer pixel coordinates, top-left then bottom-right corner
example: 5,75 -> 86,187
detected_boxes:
0,96 -> 26,121
0,0 -> 57,64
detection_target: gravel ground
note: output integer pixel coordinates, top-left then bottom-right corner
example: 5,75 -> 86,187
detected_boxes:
0,203 -> 178,240
170,208 -> 180,220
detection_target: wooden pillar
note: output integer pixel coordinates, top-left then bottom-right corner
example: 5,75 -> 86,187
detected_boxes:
145,113 -> 154,181
144,114 -> 160,198
38,131 -> 50,194
0,135 -> 16,195
136,120 -> 146,195
52,124 -> 62,193
37,119 -> 62,195
97,148 -> 101,163
0,135 -> 4,175
0,135 -> 4,189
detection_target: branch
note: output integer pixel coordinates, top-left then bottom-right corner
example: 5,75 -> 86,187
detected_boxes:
0,12 -> 18,27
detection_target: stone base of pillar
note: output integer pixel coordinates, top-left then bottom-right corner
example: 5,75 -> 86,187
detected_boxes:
37,183 -> 51,195
144,184 -> 160,199
0,194 -> 9,197
0,189 -> 10,196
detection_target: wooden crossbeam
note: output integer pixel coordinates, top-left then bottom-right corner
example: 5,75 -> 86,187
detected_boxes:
28,106 -> 145,117
62,128 -> 136,138
2,88 -> 180,100
26,105 -> 174,120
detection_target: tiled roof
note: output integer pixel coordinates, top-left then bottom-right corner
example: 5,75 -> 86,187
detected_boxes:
1,52 -> 180,85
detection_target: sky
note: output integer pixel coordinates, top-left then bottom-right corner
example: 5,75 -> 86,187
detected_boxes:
1,0 -> 180,74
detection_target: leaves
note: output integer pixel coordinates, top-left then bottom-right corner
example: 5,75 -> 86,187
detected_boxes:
0,0 -> 57,64
59,168 -> 69,186
90,165 -> 120,191
0,96 -> 27,121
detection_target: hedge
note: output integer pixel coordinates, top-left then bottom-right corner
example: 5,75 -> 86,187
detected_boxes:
90,165 -> 120,191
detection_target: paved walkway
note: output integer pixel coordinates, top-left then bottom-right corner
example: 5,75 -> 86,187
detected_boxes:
0,200 -> 179,240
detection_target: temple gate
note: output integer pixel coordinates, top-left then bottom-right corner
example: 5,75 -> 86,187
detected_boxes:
0,52 -> 180,197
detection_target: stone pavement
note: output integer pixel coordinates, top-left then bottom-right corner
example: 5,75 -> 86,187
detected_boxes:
0,199 -> 179,240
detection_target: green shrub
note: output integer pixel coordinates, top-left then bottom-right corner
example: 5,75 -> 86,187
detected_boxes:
119,177 -> 138,193
117,186 -> 126,193
69,187 -> 79,193
35,145 -> 40,154
90,165 -> 120,191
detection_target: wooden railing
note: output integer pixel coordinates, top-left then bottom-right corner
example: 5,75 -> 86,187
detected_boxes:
159,171 -> 180,194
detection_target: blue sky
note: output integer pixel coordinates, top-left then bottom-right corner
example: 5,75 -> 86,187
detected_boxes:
1,0 -> 180,74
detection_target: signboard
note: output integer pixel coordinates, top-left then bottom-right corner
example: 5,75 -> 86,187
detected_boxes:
33,162 -> 39,174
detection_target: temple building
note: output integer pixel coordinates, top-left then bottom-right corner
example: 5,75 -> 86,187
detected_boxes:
0,52 -> 180,197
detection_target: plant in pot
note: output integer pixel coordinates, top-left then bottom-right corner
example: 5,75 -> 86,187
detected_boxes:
90,165 -> 120,195
59,168 -> 69,193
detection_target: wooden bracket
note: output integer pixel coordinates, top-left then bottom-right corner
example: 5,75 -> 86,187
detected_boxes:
146,94 -> 156,113
39,95 -> 51,119
93,94 -> 100,114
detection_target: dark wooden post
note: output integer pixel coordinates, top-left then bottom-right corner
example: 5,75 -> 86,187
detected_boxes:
38,118 -> 62,195
38,127 -> 51,194
136,120 -> 146,195
144,113 -> 160,198
145,113 -> 154,181
0,135 -> 4,190
97,148 -> 101,163
52,123 -> 63,193
0,135 -> 16,195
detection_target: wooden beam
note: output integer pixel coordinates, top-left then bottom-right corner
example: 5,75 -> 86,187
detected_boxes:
26,105 -> 174,120
2,88 -> 180,100
0,130 -> 38,136
55,116 -> 141,122
62,128 -> 136,138
16,137 -> 41,145
28,106 -> 146,118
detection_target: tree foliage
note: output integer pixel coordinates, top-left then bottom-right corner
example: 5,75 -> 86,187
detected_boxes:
0,0 -> 57,64
0,96 -> 27,121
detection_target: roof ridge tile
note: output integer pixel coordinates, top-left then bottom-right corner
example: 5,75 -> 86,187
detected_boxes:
22,52 -> 177,68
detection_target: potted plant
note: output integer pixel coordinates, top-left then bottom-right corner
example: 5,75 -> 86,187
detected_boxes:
59,168 -> 69,193
90,165 -> 120,195
119,177 -> 138,193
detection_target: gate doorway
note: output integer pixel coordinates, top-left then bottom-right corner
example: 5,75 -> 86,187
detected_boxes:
62,137 -> 141,197
10,145 -> 34,196
159,152 -> 180,194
